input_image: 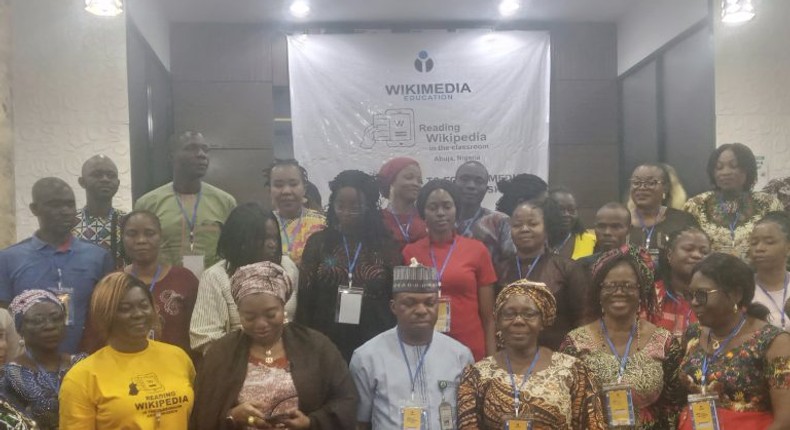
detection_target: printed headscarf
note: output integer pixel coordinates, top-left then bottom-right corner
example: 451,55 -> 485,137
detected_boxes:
495,280 -> 557,327
230,261 -> 293,305
8,289 -> 64,332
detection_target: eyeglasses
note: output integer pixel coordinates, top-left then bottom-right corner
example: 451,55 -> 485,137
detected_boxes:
333,205 -> 363,215
630,179 -> 663,189
683,289 -> 720,306
500,309 -> 542,321
23,314 -> 66,327
601,282 -> 639,294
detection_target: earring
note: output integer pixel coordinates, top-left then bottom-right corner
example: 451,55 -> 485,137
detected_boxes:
284,311 -> 289,324
733,303 -> 739,313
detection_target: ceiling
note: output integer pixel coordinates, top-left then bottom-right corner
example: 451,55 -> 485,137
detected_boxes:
160,0 -> 636,24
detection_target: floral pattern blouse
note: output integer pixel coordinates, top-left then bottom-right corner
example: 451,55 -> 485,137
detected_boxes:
679,323 -> 790,412
683,191 -> 782,260
559,324 -> 684,429
457,352 -> 606,430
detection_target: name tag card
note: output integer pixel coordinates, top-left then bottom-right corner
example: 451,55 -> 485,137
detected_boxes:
182,255 -> 205,279
435,297 -> 451,333
335,286 -> 363,325
688,393 -> 720,430
603,383 -> 636,427
400,405 -> 428,430
53,287 -> 75,326
503,416 -> 532,430
438,401 -> 453,430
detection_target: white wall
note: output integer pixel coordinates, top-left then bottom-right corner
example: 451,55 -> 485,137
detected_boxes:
12,0 -> 132,239
617,0 -> 709,75
715,0 -> 790,188
128,0 -> 171,70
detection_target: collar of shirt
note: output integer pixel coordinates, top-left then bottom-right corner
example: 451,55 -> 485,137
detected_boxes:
31,234 -> 74,253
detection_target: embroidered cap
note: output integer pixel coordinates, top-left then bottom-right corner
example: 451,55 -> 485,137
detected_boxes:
392,259 -> 439,294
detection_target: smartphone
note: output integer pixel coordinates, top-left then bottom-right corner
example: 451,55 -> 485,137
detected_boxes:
385,108 -> 415,147
265,413 -> 290,424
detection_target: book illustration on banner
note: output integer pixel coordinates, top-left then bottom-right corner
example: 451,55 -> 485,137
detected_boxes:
360,108 -> 416,149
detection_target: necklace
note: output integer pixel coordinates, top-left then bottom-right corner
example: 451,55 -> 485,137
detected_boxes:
265,349 -> 275,365
710,317 -> 746,350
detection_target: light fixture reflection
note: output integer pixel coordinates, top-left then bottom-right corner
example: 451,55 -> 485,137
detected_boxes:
85,0 -> 123,17
290,0 -> 311,18
721,0 -> 755,24
498,0 -> 520,17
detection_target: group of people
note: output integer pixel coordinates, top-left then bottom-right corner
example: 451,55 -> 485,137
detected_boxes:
0,131 -> 787,429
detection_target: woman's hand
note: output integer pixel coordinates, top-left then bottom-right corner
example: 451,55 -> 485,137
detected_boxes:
278,409 -> 311,430
228,402 -> 270,428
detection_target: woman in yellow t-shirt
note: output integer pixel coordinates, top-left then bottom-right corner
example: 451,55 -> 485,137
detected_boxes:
59,273 -> 195,430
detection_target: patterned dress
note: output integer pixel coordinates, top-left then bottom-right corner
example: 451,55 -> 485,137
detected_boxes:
295,229 -> 401,362
683,191 -> 782,260
678,323 -> 790,429
237,355 -> 298,426
275,208 -> 326,266
457,352 -> 606,429
3,354 -> 86,430
559,324 -> 684,429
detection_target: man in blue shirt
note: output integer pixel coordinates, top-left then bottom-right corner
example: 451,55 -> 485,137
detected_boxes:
0,177 -> 113,353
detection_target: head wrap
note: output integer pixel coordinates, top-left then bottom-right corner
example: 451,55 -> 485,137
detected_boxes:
377,157 -> 419,197
230,262 -> 293,305
8,289 -> 64,332
495,280 -> 557,327
591,244 -> 657,317
393,259 -> 439,294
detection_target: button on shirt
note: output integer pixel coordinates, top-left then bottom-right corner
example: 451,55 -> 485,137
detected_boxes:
0,235 -> 114,353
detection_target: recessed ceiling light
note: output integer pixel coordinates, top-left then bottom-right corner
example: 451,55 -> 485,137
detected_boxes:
721,0 -> 755,25
498,0 -> 520,17
290,0 -> 311,18
85,0 -> 123,17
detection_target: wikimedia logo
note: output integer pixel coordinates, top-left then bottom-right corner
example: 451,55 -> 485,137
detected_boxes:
414,50 -> 434,73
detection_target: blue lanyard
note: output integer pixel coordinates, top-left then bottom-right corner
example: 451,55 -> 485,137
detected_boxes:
429,237 -> 458,289
554,233 -> 572,254
600,318 -> 637,383
504,348 -> 540,417
275,211 -> 304,254
388,208 -> 414,243
457,207 -> 483,236
397,330 -> 431,398
24,351 -> 63,392
516,254 -> 542,280
701,314 -> 747,389
132,264 -> 162,294
636,207 -> 661,248
173,186 -> 202,249
341,235 -> 363,288
718,196 -> 740,244
755,273 -> 789,327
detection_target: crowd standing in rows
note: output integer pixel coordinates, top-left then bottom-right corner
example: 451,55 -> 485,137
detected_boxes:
0,131 -> 787,429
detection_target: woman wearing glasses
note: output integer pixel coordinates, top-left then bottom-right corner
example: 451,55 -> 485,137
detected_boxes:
295,170 -> 401,362
683,144 -> 783,260
679,253 -> 790,430
4,290 -> 84,429
457,280 -> 606,429
627,163 -> 697,265
560,245 -> 683,429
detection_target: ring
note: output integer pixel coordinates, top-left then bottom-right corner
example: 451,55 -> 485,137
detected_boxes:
248,416 -> 255,425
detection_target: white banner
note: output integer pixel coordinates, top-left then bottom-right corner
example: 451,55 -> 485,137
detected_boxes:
287,31 -> 550,208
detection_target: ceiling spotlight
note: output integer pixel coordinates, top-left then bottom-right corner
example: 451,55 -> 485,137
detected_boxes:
721,0 -> 755,25
85,0 -> 123,17
290,0 -> 311,18
498,0 -> 520,17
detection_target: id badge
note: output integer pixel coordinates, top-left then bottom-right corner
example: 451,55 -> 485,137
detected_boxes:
648,248 -> 660,268
435,297 -> 451,333
182,254 -> 205,278
602,383 -> 636,427
400,404 -> 428,430
438,401 -> 453,430
688,393 -> 720,430
53,287 -> 75,326
335,286 -> 363,325
502,416 -> 532,430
